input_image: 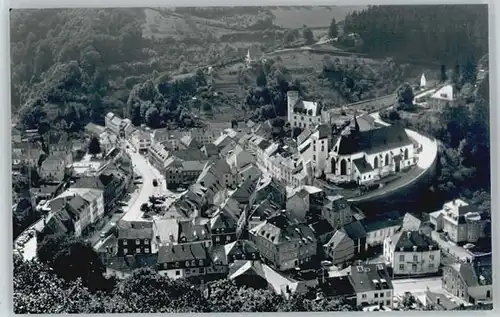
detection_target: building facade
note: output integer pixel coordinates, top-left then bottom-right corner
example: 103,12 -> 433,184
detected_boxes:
325,123 -> 417,185
383,230 -> 440,276
287,90 -> 323,130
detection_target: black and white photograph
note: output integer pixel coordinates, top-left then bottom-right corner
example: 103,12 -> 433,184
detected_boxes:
9,4 -> 492,314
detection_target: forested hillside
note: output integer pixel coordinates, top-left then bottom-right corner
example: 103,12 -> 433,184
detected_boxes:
343,5 -> 488,63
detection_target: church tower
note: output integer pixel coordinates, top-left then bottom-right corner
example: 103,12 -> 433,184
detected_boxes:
287,89 -> 299,124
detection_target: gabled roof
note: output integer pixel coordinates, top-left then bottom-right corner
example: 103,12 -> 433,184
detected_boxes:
250,211 -> 316,245
210,209 -> 237,231
342,220 -> 367,240
349,263 -> 393,293
309,219 -> 334,237
321,275 -> 356,297
353,157 -> 373,174
292,98 -> 322,117
324,229 -> 349,248
431,84 -> 454,101
117,221 -> 154,240
391,230 -> 438,252
337,125 -> 412,155
401,213 -> 422,231
157,243 -> 207,264
105,254 -> 158,273
178,218 -> 210,242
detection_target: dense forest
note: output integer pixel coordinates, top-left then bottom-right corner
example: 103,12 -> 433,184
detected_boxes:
343,5 -> 488,64
10,9 -> 236,133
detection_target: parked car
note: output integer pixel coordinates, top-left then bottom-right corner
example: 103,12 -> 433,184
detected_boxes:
152,179 -> 158,187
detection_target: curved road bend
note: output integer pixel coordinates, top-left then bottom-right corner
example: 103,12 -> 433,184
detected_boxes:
346,111 -> 438,203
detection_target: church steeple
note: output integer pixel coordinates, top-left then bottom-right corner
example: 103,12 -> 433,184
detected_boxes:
353,110 -> 360,133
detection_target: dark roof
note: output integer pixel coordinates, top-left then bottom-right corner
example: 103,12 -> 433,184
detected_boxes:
257,139 -> 271,150
392,230 -> 439,252
171,149 -> 208,161
178,219 -> 210,242
361,217 -> 402,233
342,221 -> 367,240
202,143 -> 219,156
211,210 -> 237,231
297,128 -> 312,145
105,254 -> 158,273
157,243 -> 207,264
337,125 -> 412,155
353,157 -> 373,174
321,276 -> 356,297
117,221 -> 153,240
316,124 -> 331,139
348,263 -> 393,293
309,219 -> 335,237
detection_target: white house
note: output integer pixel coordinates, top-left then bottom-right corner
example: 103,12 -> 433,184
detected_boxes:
325,120 -> 417,185
429,84 -> 454,111
287,90 -> 324,130
383,230 -> 440,276
130,130 -> 152,153
298,124 -> 331,175
349,263 -> 394,308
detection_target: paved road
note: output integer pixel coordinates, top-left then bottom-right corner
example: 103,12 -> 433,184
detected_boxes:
393,276 -> 442,296
121,139 -> 169,222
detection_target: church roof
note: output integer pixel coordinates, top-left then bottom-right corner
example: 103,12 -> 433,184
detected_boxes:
337,125 -> 412,155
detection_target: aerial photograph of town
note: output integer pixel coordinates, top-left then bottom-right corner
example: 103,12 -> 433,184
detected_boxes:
10,4 -> 492,314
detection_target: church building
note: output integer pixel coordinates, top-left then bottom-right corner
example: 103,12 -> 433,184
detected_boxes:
324,116 -> 418,185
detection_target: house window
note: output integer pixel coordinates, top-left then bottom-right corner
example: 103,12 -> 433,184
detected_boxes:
175,270 -> 180,276
399,264 -> 404,270
215,236 -> 220,242
199,268 -> 205,274
375,293 -> 379,298
313,155 -> 316,160
123,240 -> 128,246
362,294 -> 367,299
144,239 -> 149,244
380,292 -> 384,298
413,255 -> 418,261
399,254 -> 405,261
429,254 -> 434,260
136,248 -> 140,253
386,292 -> 391,297
412,264 -> 417,271
136,239 -> 140,245
186,261 -> 190,267
429,263 -> 434,269
226,235 -> 231,241
199,260 -> 203,266
487,290 -> 491,298
386,300 -> 391,306
145,248 -> 150,253
123,248 -> 128,255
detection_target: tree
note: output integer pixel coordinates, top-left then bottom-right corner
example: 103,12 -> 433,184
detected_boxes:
37,234 -> 111,292
206,279 -> 282,312
462,55 -> 478,85
302,26 -> 314,45
440,64 -> 447,82
256,68 -> 267,87
283,29 -> 298,44
328,17 -> 338,39
395,82 -> 414,110
88,136 -> 101,155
